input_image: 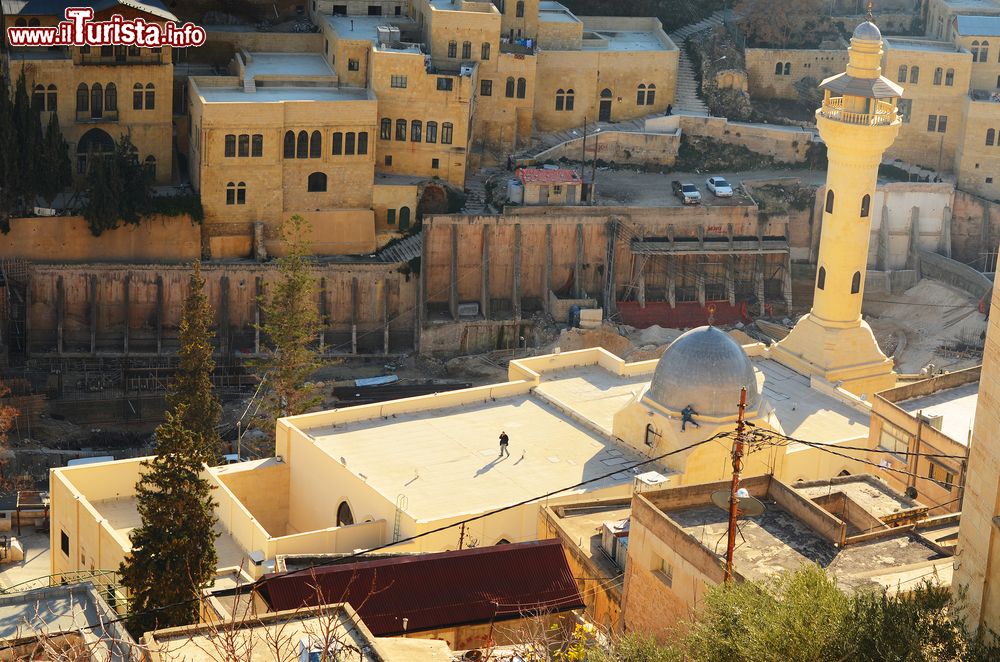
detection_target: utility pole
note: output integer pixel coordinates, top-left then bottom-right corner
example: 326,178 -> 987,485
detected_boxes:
580,116 -> 588,185
724,387 -> 748,583
590,131 -> 599,205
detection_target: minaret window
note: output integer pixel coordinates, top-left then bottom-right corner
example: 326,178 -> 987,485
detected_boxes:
851,271 -> 861,294
860,194 -> 870,218
817,267 -> 826,290
825,189 -> 834,213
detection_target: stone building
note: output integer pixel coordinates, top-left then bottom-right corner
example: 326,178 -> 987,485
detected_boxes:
1,0 -> 176,184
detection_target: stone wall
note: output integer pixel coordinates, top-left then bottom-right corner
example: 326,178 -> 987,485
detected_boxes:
951,190 -> 1000,267
528,130 -> 680,168
745,48 -> 847,101
917,250 -> 993,302
646,115 -> 816,164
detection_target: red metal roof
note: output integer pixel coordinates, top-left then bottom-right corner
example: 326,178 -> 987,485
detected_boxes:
256,540 -> 584,636
517,168 -> 581,184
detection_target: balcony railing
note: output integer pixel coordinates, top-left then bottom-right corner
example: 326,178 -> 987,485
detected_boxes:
971,89 -> 1000,103
819,97 -> 896,126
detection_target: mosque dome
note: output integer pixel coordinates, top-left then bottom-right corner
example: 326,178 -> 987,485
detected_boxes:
852,21 -> 882,42
646,326 -> 761,418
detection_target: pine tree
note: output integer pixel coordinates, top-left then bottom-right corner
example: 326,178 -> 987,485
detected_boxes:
120,405 -> 218,638
166,261 -> 222,463
257,214 -> 321,421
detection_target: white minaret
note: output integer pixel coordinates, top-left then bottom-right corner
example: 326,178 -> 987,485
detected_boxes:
771,12 -> 903,398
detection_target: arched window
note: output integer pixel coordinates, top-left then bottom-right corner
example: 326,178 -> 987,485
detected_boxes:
851,271 -> 861,294
825,189 -> 834,213
332,131 -> 343,155
988,128 -> 996,146
225,134 -> 236,157
637,83 -> 646,105
441,122 -> 453,144
144,155 -> 156,178
783,62 -> 791,75
972,41 -> 980,61
132,83 -> 143,109
90,83 -> 103,118
336,501 -> 354,527
307,172 -> 327,192
516,77 -> 526,99
447,40 -> 457,58
144,83 -> 155,110
817,266 -> 826,290
462,41 -> 471,59
516,1 -> 524,17
411,119 -> 422,142
283,130 -> 295,158
226,181 -> 235,205
380,117 -> 391,140
555,88 -> 566,111
505,77 -> 515,98
236,182 -> 246,204
981,40 -> 989,62
104,82 -> 116,111
252,134 -> 263,157
309,130 -> 322,158
238,133 -> 250,157
945,68 -> 954,86
76,128 -> 114,174
426,121 -> 438,143
860,194 -> 871,217
565,89 -> 575,111
399,206 -> 411,230
897,64 -> 907,83
296,130 -> 308,158
646,83 -> 656,105
76,83 -> 90,113
46,84 -> 57,111
358,132 -> 368,154
345,131 -> 356,155
910,66 -> 919,83
775,62 -> 783,75
395,119 -> 407,141
481,42 -> 491,60
32,85 -> 45,110
933,67 -> 942,85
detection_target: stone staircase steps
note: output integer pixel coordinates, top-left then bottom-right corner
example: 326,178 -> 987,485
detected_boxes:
378,233 -> 422,263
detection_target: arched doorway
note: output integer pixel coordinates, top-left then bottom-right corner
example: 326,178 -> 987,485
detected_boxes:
336,500 -> 354,527
398,206 -> 411,231
76,127 -> 114,174
599,88 -> 613,122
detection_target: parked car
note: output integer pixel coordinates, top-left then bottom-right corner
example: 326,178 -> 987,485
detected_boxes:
672,180 -> 701,204
706,176 -> 734,197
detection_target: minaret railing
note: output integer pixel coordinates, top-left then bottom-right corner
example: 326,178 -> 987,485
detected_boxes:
819,97 -> 896,126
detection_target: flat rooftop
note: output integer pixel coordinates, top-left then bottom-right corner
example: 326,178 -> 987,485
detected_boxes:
668,502 -> 942,590
244,52 -> 335,78
583,29 -> 671,52
308,367 -> 651,521
89,496 -> 248,568
533,366 -> 649,435
957,14 -> 1000,36
755,358 -> 870,444
197,86 -> 369,103
793,475 -> 920,519
898,382 -> 978,445
540,7 -> 581,24
885,37 -> 961,53
550,501 -> 631,588
326,14 -> 419,43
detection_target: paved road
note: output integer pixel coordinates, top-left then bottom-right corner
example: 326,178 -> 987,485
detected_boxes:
593,168 -> 828,207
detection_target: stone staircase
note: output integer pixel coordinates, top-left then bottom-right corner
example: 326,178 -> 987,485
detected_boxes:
511,113 -> 653,162
667,10 -> 732,115
377,233 -> 422,263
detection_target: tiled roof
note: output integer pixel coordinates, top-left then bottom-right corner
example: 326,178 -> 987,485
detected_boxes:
517,168 -> 582,184
256,540 -> 584,635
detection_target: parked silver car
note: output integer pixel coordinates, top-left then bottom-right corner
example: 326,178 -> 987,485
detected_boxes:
706,176 -> 734,197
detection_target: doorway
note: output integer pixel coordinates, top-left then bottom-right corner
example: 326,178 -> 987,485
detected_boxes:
599,88 -> 612,122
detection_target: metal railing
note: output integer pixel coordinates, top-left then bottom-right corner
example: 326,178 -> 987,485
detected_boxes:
76,109 -> 119,123
819,97 -> 896,126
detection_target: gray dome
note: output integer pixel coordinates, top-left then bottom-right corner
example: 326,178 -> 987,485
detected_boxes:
646,326 -> 760,418
853,21 -> 882,42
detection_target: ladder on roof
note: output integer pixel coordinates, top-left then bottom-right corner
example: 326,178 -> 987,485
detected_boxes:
393,493 -> 408,543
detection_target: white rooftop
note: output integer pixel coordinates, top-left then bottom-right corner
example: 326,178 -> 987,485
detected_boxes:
582,29 -> 671,52
327,14 -> 419,43
197,86 -> 369,103
885,37 -> 961,53
898,382 -> 978,445
244,52 -> 335,78
956,14 -> 1000,35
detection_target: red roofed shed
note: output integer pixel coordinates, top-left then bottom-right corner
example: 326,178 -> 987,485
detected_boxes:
515,168 -> 584,205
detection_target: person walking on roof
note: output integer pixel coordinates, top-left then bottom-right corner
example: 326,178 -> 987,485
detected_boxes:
499,431 -> 510,457
681,405 -> 700,431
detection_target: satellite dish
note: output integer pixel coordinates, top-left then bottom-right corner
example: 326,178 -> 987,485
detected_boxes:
905,486 -> 918,499
711,489 -> 766,517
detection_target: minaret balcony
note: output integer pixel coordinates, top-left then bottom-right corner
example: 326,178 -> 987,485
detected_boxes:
818,97 -> 896,126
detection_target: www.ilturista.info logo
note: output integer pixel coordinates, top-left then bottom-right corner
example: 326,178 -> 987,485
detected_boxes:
6,7 -> 206,48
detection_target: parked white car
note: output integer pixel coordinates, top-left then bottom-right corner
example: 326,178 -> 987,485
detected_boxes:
706,176 -> 734,197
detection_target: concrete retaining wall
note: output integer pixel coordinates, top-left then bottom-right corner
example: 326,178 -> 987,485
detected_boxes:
918,250 -> 993,301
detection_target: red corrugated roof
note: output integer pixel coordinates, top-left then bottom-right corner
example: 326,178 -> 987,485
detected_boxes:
517,168 -> 581,184
256,540 -> 583,636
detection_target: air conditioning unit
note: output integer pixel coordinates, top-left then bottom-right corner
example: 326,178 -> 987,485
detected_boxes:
600,518 -> 630,570
633,471 -> 668,493
33,206 -> 57,216
460,64 -> 474,76
919,413 -> 944,431
376,25 -> 400,46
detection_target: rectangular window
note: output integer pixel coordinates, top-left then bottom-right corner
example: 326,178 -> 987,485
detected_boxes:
358,132 -> 368,154
426,122 -> 437,143
878,421 -> 910,458
238,134 -> 250,157
553,185 -> 562,194
437,77 -> 454,91
251,134 -> 263,157
348,59 -> 359,71
937,115 -> 947,133
927,114 -> 937,132
651,552 -> 672,587
332,132 -> 343,155
928,463 -> 955,490
441,122 -> 453,144
411,121 -> 422,142
346,132 -> 356,155
391,74 -> 407,88
432,158 -> 439,169
226,187 -> 235,205
380,118 -> 391,140
237,186 -> 246,205
385,155 -> 392,166
387,208 -> 396,224
481,79 -> 492,96
396,119 -> 407,141
61,531 -> 70,556
224,134 -> 236,157
897,99 -> 912,123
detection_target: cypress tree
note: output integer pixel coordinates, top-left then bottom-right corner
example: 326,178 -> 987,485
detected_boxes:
167,261 -> 223,463
257,214 -> 321,421
120,405 -> 218,638
0,74 -> 17,227
38,111 -> 72,206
